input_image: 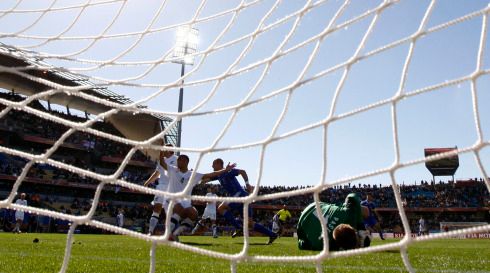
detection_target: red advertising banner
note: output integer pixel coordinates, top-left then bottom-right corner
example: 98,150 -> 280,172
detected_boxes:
392,233 -> 490,239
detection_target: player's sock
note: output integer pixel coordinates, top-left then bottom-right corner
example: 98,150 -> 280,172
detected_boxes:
14,223 -> 19,232
253,223 -> 276,238
174,218 -> 193,236
223,210 -> 241,229
170,213 -> 181,233
379,230 -> 385,240
149,212 -> 160,234
212,224 -> 218,238
191,221 -> 204,235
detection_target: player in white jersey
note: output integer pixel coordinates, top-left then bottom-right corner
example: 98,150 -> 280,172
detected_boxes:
191,185 -> 219,238
13,193 -> 27,233
143,143 -> 177,235
116,209 -> 124,228
418,216 -> 428,236
158,152 -> 235,241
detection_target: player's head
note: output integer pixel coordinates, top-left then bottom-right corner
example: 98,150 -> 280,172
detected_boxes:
212,158 -> 224,171
20,193 -> 26,199
365,193 -> 373,201
177,154 -> 190,170
163,144 -> 175,158
344,193 -> 361,208
332,224 -> 358,250
282,203 -> 287,209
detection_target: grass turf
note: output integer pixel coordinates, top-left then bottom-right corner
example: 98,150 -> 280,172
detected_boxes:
0,233 -> 489,273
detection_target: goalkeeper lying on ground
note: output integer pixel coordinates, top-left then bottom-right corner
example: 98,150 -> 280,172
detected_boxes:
296,193 -> 371,251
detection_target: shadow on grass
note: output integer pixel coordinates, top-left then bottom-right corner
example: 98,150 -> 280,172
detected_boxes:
182,242 -> 214,246
233,242 -> 270,246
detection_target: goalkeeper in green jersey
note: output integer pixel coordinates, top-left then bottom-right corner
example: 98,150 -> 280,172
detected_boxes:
296,193 -> 371,251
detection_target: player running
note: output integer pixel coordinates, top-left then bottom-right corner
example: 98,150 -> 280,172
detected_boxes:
202,158 -> 278,245
191,185 -> 219,238
158,152 -> 235,241
272,204 -> 292,236
143,143 -> 177,235
13,193 -> 27,233
360,193 -> 385,240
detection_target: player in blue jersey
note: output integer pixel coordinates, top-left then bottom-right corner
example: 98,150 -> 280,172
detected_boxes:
202,158 -> 278,245
360,193 -> 385,240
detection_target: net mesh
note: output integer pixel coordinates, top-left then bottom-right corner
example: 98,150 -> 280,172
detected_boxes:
0,0 -> 489,272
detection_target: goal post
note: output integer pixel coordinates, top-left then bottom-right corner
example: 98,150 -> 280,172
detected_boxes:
0,1 -> 490,273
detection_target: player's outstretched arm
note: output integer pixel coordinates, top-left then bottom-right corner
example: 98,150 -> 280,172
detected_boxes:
202,162 -> 236,180
159,150 -> 167,170
238,169 -> 254,192
238,169 -> 249,183
143,170 -> 159,187
200,177 -> 212,184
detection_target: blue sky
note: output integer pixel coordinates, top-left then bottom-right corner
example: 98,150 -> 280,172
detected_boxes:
0,0 -> 489,189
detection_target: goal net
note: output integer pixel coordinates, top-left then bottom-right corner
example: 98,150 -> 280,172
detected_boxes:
0,0 -> 489,272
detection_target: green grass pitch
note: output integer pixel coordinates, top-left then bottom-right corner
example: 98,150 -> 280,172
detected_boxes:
0,233 -> 489,273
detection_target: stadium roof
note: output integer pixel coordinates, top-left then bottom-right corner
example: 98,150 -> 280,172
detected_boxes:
0,43 -> 177,158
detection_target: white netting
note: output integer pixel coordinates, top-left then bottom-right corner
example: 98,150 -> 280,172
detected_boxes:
0,0 -> 490,272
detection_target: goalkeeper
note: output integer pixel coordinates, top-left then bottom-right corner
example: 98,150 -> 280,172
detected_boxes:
296,193 -> 370,251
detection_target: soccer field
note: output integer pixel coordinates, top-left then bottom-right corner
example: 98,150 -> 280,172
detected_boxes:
0,233 -> 488,273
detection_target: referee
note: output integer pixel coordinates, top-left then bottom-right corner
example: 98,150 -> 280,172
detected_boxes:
275,204 -> 292,236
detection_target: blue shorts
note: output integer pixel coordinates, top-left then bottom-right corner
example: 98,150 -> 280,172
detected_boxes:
225,191 -> 253,217
228,202 -> 253,218
364,216 -> 377,228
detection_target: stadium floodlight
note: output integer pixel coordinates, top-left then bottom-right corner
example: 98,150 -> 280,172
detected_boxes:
172,25 -> 199,150
173,26 -> 199,65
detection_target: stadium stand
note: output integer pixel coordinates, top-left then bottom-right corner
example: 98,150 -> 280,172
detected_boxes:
0,89 -> 488,236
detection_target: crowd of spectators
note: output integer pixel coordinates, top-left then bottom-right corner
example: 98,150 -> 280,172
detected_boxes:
0,91 -> 152,164
253,179 -> 489,209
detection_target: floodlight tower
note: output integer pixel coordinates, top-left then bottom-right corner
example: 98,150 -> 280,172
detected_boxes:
172,25 -> 198,150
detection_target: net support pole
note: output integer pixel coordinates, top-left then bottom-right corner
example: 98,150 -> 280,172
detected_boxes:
149,241 -> 157,273
176,62 -> 185,154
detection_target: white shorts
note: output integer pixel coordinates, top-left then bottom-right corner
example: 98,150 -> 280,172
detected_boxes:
152,194 -> 167,205
176,199 -> 192,209
153,182 -> 168,204
152,195 -> 169,213
155,199 -> 192,211
15,211 -> 24,221
202,208 -> 217,221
